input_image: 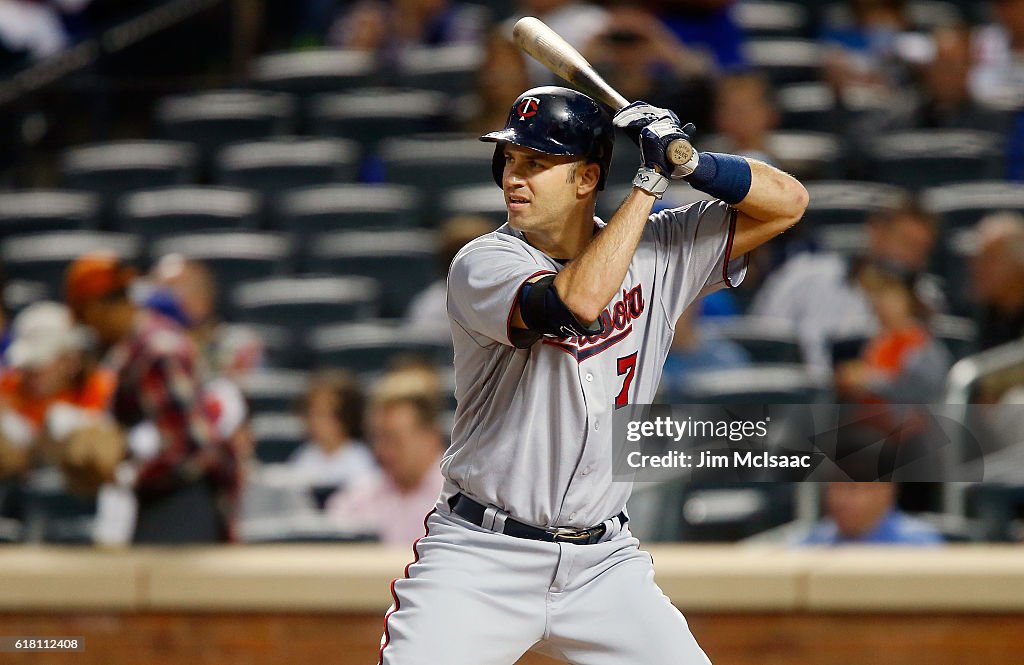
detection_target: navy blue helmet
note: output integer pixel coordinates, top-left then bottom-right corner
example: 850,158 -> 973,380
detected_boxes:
480,86 -> 615,190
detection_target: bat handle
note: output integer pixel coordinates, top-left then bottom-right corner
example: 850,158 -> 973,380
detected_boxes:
666,138 -> 696,169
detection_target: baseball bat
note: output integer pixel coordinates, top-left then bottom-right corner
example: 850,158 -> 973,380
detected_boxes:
512,16 -> 694,169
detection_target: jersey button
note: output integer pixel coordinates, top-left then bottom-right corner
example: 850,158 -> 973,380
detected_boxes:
569,512 -> 577,521
582,465 -> 592,476
594,421 -> 600,431
585,373 -> 594,382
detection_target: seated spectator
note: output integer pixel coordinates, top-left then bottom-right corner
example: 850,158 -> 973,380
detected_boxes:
835,261 -> 951,404
66,253 -> 238,544
150,254 -> 264,381
821,0 -> 912,95
970,212 -> 1024,350
660,303 -> 750,401
583,7 -> 713,126
286,370 -> 378,501
327,0 -> 486,57
970,0 -> 1024,108
464,29 -> 530,135
326,389 -> 444,546
751,198 -> 942,377
646,0 -> 745,70
711,72 -> 779,165
405,215 -> 497,343
795,482 -> 943,545
0,301 -> 118,490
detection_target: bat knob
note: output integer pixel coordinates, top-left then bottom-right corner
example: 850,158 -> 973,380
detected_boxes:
666,139 -> 694,167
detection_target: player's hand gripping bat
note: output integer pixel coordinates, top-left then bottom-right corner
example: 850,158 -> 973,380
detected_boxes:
512,16 -> 696,172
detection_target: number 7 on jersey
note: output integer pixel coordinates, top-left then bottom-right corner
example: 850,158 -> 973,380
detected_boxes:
615,352 -> 638,408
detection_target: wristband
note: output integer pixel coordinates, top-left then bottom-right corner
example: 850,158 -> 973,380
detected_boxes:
683,152 -> 752,205
633,167 -> 669,198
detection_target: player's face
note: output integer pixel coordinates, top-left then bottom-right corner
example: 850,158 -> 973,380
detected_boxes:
501,145 -> 595,232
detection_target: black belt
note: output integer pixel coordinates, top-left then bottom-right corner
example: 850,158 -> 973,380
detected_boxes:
448,493 -> 626,545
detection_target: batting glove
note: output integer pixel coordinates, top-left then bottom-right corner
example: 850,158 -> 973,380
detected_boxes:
613,101 -> 680,147
639,118 -> 693,176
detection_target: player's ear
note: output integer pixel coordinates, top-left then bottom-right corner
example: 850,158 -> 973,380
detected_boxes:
576,162 -> 600,197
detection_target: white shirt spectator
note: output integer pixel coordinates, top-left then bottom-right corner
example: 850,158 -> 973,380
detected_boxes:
286,439 -> 379,489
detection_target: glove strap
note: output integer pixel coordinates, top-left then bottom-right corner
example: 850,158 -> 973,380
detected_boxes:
633,167 -> 669,199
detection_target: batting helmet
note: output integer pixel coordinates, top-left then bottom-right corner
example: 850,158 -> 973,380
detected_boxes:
480,86 -> 615,190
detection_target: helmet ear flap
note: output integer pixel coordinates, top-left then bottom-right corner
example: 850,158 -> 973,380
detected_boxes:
491,146 -> 504,188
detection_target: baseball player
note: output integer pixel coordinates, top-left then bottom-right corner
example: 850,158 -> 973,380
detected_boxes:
378,86 -> 808,664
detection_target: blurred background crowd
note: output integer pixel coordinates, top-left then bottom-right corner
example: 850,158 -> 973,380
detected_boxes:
0,0 -> 1023,548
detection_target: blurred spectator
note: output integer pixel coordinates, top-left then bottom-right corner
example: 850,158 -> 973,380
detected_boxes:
795,482 -> 943,545
970,0 -> 1024,108
970,212 -> 1024,350
583,7 -> 713,125
834,261 -> 951,403
327,0 -> 486,55
507,0 -> 609,85
868,26 -> 1010,132
325,388 -> 444,546
150,254 -> 264,381
643,0 -> 744,70
464,29 -> 530,134
286,370 -> 377,499
406,215 -> 497,343
660,303 -> 750,401
0,301 -> 117,486
751,198 -> 942,376
821,0 -> 911,94
711,72 -> 779,164
66,253 -> 238,543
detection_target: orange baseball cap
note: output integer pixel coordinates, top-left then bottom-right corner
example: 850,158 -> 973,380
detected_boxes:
64,253 -> 136,314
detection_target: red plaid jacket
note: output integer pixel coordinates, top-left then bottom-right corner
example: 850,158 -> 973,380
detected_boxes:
107,310 -> 239,532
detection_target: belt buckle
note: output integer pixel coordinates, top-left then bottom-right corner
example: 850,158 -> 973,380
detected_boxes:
551,526 -> 595,544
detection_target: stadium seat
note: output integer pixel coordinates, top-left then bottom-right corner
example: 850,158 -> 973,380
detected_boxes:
154,90 -> 297,165
644,482 -> 797,542
305,230 -> 437,318
744,39 -> 823,86
397,44 -> 484,95
803,181 -> 906,226
240,369 -> 310,414
379,134 -> 494,220
236,323 -> 303,369
115,186 -> 261,242
678,364 -> 826,404
776,83 -> 837,132
0,190 -> 99,240
1,231 -> 141,295
21,468 -> 96,544
216,137 -> 360,197
275,184 -> 421,237
930,314 -> 978,362
59,141 -> 199,213
251,49 -> 377,99
733,1 -> 810,38
765,131 -> 844,180
865,130 -> 1005,191
251,413 -> 305,464
307,88 -> 447,153
151,232 -> 293,309
231,275 -> 381,327
922,182 -> 1024,231
703,316 -> 805,364
820,1 -> 963,31
307,321 -> 453,375
441,184 -> 507,226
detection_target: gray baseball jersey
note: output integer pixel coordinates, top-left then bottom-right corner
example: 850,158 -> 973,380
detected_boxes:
443,199 -> 746,529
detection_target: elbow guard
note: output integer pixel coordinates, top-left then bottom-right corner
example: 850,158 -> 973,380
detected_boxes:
519,275 -> 603,340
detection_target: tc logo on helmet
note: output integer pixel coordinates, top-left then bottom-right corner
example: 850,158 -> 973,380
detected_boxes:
516,97 -> 540,120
